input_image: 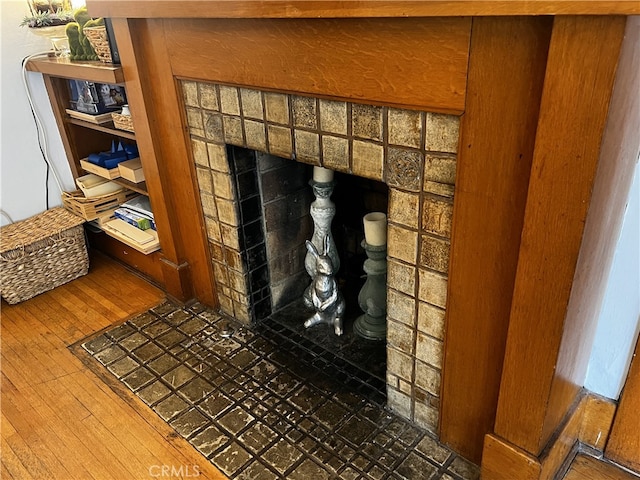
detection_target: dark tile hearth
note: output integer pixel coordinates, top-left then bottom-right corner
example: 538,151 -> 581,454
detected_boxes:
82,300 -> 479,480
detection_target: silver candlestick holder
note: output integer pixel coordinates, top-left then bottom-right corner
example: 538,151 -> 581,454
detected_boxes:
304,178 -> 340,306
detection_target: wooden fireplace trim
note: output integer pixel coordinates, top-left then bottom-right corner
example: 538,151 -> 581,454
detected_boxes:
90,1 -> 640,475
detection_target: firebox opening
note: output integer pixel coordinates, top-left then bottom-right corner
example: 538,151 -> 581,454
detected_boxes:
227,145 -> 388,389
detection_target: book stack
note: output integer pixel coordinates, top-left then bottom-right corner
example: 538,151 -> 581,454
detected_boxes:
103,195 -> 160,254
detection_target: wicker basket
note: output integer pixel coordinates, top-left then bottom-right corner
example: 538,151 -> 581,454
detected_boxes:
62,189 -> 137,221
112,112 -> 135,132
0,208 -> 89,304
83,25 -> 113,63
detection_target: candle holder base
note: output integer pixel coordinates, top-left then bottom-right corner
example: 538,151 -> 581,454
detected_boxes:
354,312 -> 387,340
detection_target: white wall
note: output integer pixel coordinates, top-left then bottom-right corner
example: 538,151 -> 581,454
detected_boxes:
0,1 -> 75,227
1,0 -> 638,400
585,162 -> 640,399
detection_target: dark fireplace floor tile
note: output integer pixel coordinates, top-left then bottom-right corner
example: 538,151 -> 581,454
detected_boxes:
81,299 -> 479,480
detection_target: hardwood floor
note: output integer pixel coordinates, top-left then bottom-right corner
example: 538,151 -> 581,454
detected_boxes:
1,252 -> 226,480
564,454 -> 639,480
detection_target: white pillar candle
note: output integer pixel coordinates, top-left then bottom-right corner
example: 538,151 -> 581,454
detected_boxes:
313,166 -> 334,182
363,212 -> 387,246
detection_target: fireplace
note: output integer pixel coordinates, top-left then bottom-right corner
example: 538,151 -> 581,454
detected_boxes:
181,81 -> 459,434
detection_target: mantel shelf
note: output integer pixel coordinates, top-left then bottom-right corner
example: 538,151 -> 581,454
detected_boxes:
26,56 -> 124,84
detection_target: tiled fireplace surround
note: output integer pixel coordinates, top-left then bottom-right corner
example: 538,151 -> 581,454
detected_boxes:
181,80 -> 460,435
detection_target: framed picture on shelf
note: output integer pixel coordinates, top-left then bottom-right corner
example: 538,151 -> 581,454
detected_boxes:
68,80 -> 127,115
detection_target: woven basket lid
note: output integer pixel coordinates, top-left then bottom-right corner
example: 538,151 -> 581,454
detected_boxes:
0,208 -> 85,253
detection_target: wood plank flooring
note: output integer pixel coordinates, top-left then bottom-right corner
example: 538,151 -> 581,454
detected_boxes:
564,454 -> 639,480
1,252 -> 227,480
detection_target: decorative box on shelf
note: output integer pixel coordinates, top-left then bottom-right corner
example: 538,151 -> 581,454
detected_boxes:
0,208 -> 89,304
118,158 -> 145,183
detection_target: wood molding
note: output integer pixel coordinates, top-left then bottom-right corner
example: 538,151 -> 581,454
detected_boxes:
440,15 -> 552,463
113,18 -> 217,306
159,257 -> 192,303
483,392 -> 618,480
164,17 -> 471,114
86,0 -> 640,19
494,15 -> 627,455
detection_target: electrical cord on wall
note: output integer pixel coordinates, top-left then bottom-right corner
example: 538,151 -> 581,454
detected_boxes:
21,52 -> 67,210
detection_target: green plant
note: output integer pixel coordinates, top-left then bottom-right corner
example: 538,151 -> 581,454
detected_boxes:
20,1 -> 74,28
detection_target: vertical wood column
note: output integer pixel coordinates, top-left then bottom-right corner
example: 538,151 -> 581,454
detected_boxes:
112,18 -> 216,304
441,16 -> 552,463
493,15 -> 627,456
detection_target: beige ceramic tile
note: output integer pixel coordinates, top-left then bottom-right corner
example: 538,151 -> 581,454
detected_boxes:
387,346 -> 414,383
186,108 -> 204,137
223,115 -> 244,146
215,198 -> 239,227
233,302 -> 251,324
209,241 -> 225,262
423,181 -> 455,199
387,387 -> 412,420
199,83 -> 219,111
352,140 -> 383,180
414,401 -> 439,434
418,269 -> 448,309
417,301 -> 446,340
191,138 -> 209,167
294,130 -> 320,165
398,378 -> 412,396
387,223 -> 418,265
388,108 -> 422,148
414,360 -> 441,397
267,125 -> 293,158
228,269 -> 248,294
240,88 -> 264,120
211,171 -> 235,200
182,81 -> 199,107
219,85 -> 240,116
387,319 -> 415,356
220,223 -> 240,250
207,143 -> 229,173
319,99 -> 347,135
217,294 -> 234,318
264,92 -> 290,125
352,104 -> 383,141
416,333 -> 443,369
205,218 -> 221,243
321,135 -> 349,172
203,112 -> 224,143
211,261 -> 229,286
424,153 -> 457,185
425,113 -> 460,154
387,259 -> 416,297
244,120 -> 266,152
224,247 -> 243,272
386,372 -> 400,390
389,189 -> 419,229
420,234 -> 450,274
422,195 -> 454,238
292,95 -> 317,129
386,147 -> 423,192
386,288 -> 416,327
196,167 -> 213,195
200,192 -> 218,219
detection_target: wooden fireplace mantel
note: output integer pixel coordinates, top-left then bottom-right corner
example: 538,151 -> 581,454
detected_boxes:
85,1 -> 640,477
87,0 -> 640,17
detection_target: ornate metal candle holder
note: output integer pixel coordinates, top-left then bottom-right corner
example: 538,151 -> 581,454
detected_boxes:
354,240 -> 387,340
304,179 -> 340,307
